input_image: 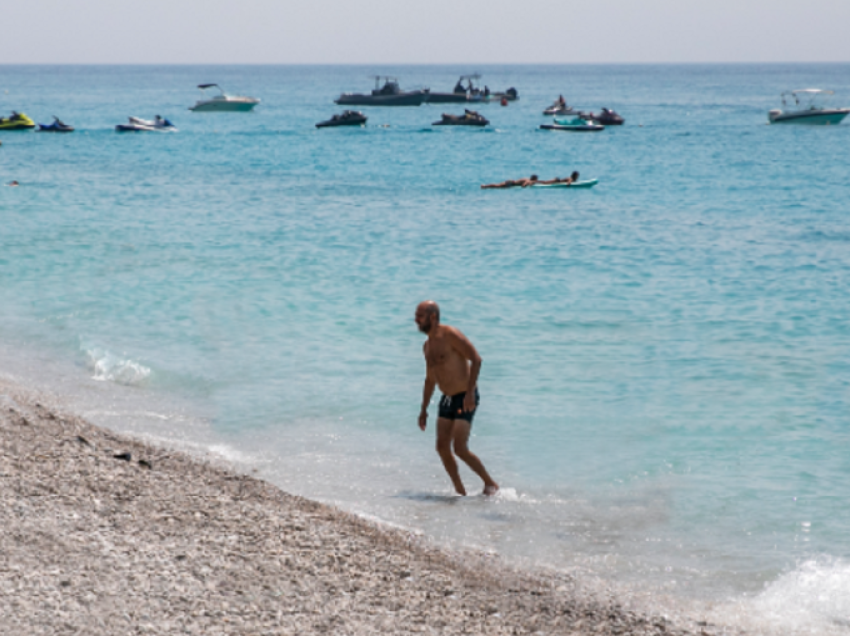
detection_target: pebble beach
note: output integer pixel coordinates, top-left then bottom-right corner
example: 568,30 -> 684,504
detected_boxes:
0,376 -> 717,636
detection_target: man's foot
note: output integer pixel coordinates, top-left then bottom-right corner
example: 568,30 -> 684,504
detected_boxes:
483,483 -> 499,496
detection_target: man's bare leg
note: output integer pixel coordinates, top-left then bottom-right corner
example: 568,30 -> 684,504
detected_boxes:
451,420 -> 499,496
436,417 -> 467,495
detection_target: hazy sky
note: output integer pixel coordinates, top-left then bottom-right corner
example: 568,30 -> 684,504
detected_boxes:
3,0 -> 849,64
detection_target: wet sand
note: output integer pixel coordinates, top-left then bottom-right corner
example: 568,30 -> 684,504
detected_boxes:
0,377 -> 717,635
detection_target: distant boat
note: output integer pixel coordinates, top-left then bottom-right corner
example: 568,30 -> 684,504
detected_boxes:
335,77 -> 429,107
316,110 -> 367,128
37,116 -> 75,132
116,116 -> 178,132
0,111 -> 36,130
189,84 -> 260,112
432,109 -> 489,127
768,89 -> 849,125
540,116 -> 604,132
428,74 -> 484,104
579,108 -> 624,126
543,97 -> 578,116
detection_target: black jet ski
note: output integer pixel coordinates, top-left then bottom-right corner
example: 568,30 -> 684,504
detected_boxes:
580,108 -> 624,125
37,116 -> 75,132
316,110 -> 367,128
432,109 -> 489,127
335,76 -> 429,107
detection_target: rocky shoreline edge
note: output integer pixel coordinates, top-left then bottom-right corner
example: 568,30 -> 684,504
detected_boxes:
1,378 -> 721,635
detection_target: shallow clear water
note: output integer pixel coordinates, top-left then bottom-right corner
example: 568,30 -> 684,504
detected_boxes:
2,64 -> 850,632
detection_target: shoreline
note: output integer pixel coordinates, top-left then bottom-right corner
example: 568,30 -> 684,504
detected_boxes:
0,376 -> 718,635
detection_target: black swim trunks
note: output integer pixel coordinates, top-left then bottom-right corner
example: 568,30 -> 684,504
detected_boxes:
438,389 -> 480,424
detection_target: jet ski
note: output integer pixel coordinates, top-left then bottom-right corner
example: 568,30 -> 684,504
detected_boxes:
543,97 -> 578,116
432,109 -> 489,127
540,116 -> 604,132
37,116 -> 75,132
316,110 -> 368,128
579,108 -> 624,126
115,116 -> 178,132
0,111 -> 36,130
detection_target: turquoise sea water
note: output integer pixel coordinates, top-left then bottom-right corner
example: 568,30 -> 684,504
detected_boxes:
2,64 -> 850,632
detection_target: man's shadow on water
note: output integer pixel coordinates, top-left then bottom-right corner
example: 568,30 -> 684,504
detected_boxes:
394,490 -> 465,505
394,490 -> 496,505
393,491 -> 513,524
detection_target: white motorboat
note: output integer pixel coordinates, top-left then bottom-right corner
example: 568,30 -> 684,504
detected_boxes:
189,84 -> 260,112
768,89 -> 849,125
115,116 -> 178,132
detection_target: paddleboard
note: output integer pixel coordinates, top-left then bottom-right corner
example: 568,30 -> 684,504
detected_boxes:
532,179 -> 598,189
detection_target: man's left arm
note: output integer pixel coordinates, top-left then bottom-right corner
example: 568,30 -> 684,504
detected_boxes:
446,328 -> 482,412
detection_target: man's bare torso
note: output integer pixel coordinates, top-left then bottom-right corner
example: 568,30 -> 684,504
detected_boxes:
424,325 -> 472,396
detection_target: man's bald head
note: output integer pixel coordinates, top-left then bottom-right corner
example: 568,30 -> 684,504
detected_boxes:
415,300 -> 440,333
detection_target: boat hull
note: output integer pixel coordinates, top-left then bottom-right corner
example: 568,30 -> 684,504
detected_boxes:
426,92 -> 470,104
540,123 -> 604,132
768,109 -> 850,125
316,121 -> 365,128
38,124 -> 74,132
189,100 -> 259,112
316,118 -> 367,128
433,118 -> 488,127
532,179 -> 598,189
335,91 -> 428,106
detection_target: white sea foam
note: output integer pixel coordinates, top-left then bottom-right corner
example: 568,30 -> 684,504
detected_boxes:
208,444 -> 254,463
83,346 -> 151,386
713,559 -> 850,635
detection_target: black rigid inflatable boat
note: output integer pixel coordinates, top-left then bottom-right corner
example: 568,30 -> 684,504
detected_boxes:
335,77 -> 429,107
316,111 -> 368,128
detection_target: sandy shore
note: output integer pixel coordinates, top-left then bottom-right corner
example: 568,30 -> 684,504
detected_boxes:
0,378 -> 716,635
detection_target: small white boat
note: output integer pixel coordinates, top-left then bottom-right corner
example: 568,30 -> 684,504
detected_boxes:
768,89 -> 849,125
115,116 -> 178,132
189,84 -> 260,112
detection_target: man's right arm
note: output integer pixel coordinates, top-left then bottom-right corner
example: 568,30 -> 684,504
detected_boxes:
419,375 -> 436,431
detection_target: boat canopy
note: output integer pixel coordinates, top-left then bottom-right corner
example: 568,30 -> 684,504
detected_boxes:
197,84 -> 220,89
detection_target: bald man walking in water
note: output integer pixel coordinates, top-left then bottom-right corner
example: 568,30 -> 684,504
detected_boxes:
415,301 -> 499,496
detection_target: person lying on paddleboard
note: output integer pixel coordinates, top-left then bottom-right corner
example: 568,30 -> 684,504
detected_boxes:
481,175 -> 538,189
536,171 -> 580,186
